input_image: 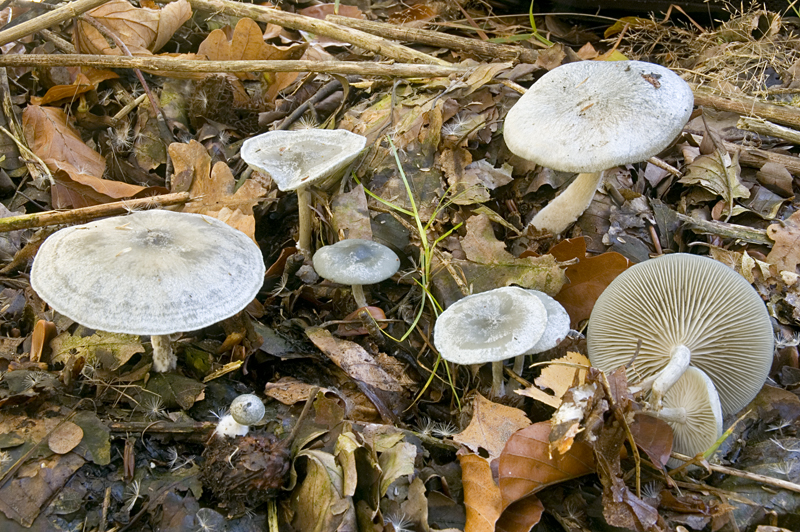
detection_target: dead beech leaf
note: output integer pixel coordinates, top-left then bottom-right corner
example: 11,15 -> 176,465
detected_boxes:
680,148 -> 749,205
515,352 -> 589,408
305,327 -> 403,392
31,68 -> 118,106
264,377 -> 333,405
549,237 -> 631,328
496,496 -> 545,532
767,209 -> 800,273
48,421 -> 84,454
453,393 -> 531,462
498,421 -> 595,508
74,0 -> 191,55
630,412 -> 673,468
30,320 -> 56,363
459,453 -> 502,532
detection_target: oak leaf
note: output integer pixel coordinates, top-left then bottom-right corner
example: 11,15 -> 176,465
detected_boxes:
453,393 -> 530,462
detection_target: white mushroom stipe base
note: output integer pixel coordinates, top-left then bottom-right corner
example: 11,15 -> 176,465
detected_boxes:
588,253 -> 773,416
30,210 -> 266,373
433,286 -> 548,397
241,129 -> 367,253
503,60 -> 694,234
215,393 -> 266,438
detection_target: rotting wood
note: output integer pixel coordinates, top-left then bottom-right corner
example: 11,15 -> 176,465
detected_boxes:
326,14 -> 540,64
692,86 -> 800,130
0,192 -> 191,232
737,116 -> 800,145
675,212 -> 772,246
0,54 -> 468,77
188,0 -> 450,66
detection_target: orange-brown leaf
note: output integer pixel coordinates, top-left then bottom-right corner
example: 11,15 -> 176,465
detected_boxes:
496,496 -> 545,532
459,453 -> 502,532
630,412 -> 673,468
498,421 -> 595,508
453,393 -> 531,462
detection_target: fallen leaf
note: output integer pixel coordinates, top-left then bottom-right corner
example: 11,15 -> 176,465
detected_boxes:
290,449 -> 354,531
498,421 -> 595,508
496,495 -> 545,532
378,441 -> 416,496
29,320 -> 56,363
549,237 -> 631,328
31,68 -> 118,106
48,421 -> 83,454
680,148 -> 749,206
767,209 -> 800,273
630,413 -> 673,468
331,184 -> 372,241
49,331 -> 144,371
515,352 -> 590,408
453,393 -> 531,462
145,373 -> 205,411
459,453 -> 502,532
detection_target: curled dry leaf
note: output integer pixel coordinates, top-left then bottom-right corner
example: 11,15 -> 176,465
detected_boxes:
630,412 -> 674,469
31,68 -> 119,106
48,421 -> 84,454
459,453 -> 502,532
498,421 -> 595,508
453,393 -> 531,463
515,351 -> 590,408
767,209 -> 800,274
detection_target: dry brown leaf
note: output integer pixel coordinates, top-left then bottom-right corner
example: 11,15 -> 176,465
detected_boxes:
31,68 -> 118,106
264,377 -> 328,405
767,209 -> 800,273
496,496 -> 545,532
630,413 -> 673,468
515,352 -> 589,408
453,393 -> 531,462
30,320 -> 56,364
498,422 -> 595,508
459,453 -> 502,532
49,160 -> 155,209
171,140 -> 266,239
74,0 -> 191,55
48,421 -> 84,454
549,237 -> 631,328
305,327 -> 403,392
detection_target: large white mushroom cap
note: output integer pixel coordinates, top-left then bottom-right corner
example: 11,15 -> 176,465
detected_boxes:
31,210 -> 265,336
312,239 -> 400,285
503,60 -> 694,173
660,366 -> 723,467
434,286 -> 548,364
525,290 -> 570,354
240,129 -> 367,191
587,253 -> 773,416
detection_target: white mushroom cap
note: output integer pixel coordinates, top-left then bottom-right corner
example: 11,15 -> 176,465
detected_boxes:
229,393 -> 265,425
433,286 -> 547,364
503,60 -> 694,173
658,366 -> 723,467
31,210 -> 265,336
312,239 -> 400,285
240,129 -> 367,191
525,290 -> 570,354
587,253 -> 773,416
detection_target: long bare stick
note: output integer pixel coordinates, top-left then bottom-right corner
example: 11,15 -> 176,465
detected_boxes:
670,451 -> 800,494
0,0 -> 110,47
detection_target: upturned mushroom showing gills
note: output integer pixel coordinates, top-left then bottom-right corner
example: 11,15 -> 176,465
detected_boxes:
30,210 -> 265,373
587,253 -> 773,416
503,60 -> 694,234
312,239 -> 400,309
240,129 -> 367,254
433,286 -> 549,397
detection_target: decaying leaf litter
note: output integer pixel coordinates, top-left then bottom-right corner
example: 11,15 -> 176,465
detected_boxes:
0,0 -> 799,530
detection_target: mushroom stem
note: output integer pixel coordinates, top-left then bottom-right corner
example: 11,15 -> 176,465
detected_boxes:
491,361 -> 505,397
650,344 -> 691,409
351,284 -> 368,309
151,334 -> 176,373
296,185 -> 312,254
651,406 -> 688,425
529,171 -> 603,234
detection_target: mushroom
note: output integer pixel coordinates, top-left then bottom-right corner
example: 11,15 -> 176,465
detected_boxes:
433,286 -> 548,397
312,239 -> 400,309
30,210 -> 265,373
503,60 -> 694,234
587,253 -> 773,416
512,289 -> 571,377
215,393 -> 266,438
652,366 -> 723,468
240,129 -> 367,253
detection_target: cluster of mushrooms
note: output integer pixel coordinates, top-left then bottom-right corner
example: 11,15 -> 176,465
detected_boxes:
27,59 -> 775,470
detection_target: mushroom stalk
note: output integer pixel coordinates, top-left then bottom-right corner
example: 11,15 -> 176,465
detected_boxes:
529,171 -> 603,234
296,185 -> 312,254
492,361 -> 504,397
151,334 -> 176,373
351,284 -> 368,309
650,344 -> 691,409
651,406 -> 688,425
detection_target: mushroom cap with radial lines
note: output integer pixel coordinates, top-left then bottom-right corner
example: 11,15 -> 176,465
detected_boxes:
660,366 -> 723,466
240,129 -> 367,191
30,210 -> 265,336
312,239 -> 400,285
587,253 -> 773,416
434,286 -> 548,364
503,60 -> 694,173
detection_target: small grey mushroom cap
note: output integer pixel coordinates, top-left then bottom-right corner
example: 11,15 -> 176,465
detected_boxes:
31,210 -> 265,336
661,367 -> 723,465
229,393 -> 266,425
525,290 -> 570,354
313,239 -> 400,285
587,253 -> 773,416
434,286 -> 547,364
240,129 -> 367,191
504,60 -> 693,173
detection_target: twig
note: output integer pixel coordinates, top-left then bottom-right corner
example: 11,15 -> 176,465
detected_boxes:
326,14 -> 539,64
0,54 -> 468,77
670,451 -> 800,494
189,0 -> 449,66
674,212 -> 771,246
0,192 -> 191,232
692,85 -> 800,130
108,420 -> 216,434
0,0 -> 110,47
736,116 -> 800,145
